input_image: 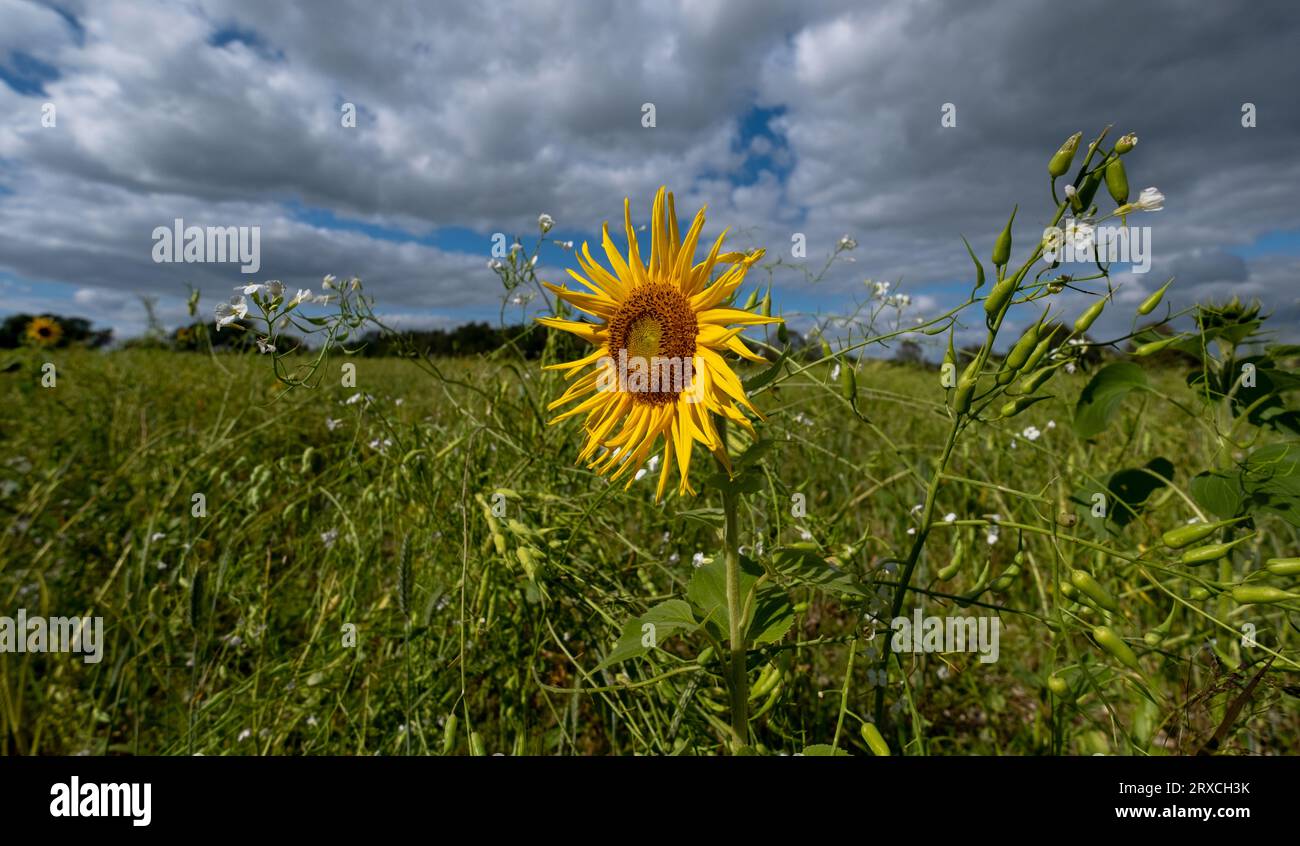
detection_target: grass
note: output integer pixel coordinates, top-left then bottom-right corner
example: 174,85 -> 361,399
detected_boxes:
2,346 -> 1296,755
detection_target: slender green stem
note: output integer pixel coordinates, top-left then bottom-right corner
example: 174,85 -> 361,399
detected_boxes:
721,483 -> 749,752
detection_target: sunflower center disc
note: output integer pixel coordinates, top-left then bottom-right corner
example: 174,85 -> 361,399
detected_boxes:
607,283 -> 699,405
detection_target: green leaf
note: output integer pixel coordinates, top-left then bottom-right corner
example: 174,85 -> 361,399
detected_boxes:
1106,457 -> 1174,527
748,588 -> 795,645
770,545 -> 870,597
674,507 -> 724,530
702,466 -> 764,496
736,438 -> 775,471
801,744 -> 850,756
1073,362 -> 1149,439
687,555 -> 760,633
1190,471 -> 1244,520
685,555 -> 792,646
596,599 -> 698,670
1241,442 -> 1300,526
742,347 -> 787,392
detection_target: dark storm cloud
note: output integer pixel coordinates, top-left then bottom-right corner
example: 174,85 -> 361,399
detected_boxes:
0,0 -> 1297,338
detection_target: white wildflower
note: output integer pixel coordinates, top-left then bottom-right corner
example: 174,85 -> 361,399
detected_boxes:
214,296 -> 247,330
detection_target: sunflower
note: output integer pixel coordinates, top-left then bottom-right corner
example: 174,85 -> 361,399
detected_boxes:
539,187 -> 779,500
25,316 -> 63,347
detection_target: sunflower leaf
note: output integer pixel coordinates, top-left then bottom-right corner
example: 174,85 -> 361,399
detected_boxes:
595,599 -> 699,670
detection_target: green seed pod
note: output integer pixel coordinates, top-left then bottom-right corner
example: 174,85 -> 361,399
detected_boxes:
1001,312 -> 1046,376
1074,298 -> 1106,334
1178,534 -> 1255,566
1143,630 -> 1164,648
749,664 -> 782,701
1059,580 -> 1077,600
491,532 -> 507,556
1231,584 -> 1300,605
469,731 -> 486,756
1136,279 -> 1172,316
1114,132 -> 1138,155
1092,625 -> 1141,671
1134,336 -> 1180,357
743,288 -> 759,310
840,361 -> 857,404
990,563 -> 1021,592
696,645 -> 715,666
1070,569 -> 1119,613
1189,586 -> 1210,601
1105,157 -> 1129,205
1048,132 -> 1082,178
952,358 -> 980,414
761,284 -> 772,317
984,277 -> 1016,317
999,395 -> 1043,419
1047,674 -> 1069,696
1266,557 -> 1300,576
442,714 -> 459,755
860,722 -> 891,757
777,321 -> 789,344
937,537 -> 965,580
1021,330 -> 1057,372
963,557 -> 992,601
516,545 -> 541,579
1017,366 -> 1055,395
820,339 -> 833,359
992,205 -> 1017,267
1076,169 -> 1103,210
1161,516 -> 1246,549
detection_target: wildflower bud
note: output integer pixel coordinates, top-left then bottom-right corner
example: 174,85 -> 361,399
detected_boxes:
1136,279 -> 1172,316
1114,133 -> 1138,155
992,205 -> 1016,267
538,213 -> 554,233
1048,132 -> 1082,178
1105,158 -> 1129,205
777,321 -> 789,344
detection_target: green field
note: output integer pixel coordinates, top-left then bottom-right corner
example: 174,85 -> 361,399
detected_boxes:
3,344 -> 1296,756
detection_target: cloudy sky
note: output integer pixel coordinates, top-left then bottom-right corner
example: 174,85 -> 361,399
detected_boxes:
2,0 -> 1298,347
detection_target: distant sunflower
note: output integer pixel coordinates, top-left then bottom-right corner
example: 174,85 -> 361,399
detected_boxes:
539,186 -> 779,500
25,316 -> 62,347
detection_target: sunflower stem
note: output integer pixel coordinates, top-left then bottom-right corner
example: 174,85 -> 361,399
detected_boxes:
721,478 -> 749,753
